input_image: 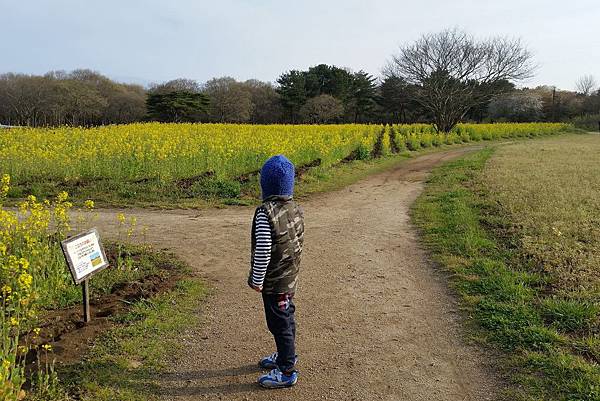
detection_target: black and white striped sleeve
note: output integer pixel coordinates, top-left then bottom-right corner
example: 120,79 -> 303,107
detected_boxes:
250,209 -> 272,288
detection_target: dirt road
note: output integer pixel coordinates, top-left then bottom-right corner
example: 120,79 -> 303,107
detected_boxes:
94,147 -> 499,401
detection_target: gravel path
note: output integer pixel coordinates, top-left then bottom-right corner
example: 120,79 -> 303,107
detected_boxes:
94,147 -> 499,401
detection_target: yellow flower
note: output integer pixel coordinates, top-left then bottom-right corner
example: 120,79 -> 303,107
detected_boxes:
33,328 -> 41,336
1,285 -> 11,295
19,258 -> 29,271
42,344 -> 52,351
2,359 -> 10,371
57,191 -> 69,202
0,174 -> 9,198
10,317 -> 19,326
117,213 -> 126,224
84,199 -> 95,209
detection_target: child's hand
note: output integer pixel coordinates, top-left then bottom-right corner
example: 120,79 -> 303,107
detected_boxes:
250,284 -> 263,292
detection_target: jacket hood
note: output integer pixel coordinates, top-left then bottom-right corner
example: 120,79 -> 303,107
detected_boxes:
260,155 -> 295,200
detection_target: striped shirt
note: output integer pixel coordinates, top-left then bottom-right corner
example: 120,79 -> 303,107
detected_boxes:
250,209 -> 272,288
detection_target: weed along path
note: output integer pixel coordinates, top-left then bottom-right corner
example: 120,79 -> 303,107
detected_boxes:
92,147 -> 499,401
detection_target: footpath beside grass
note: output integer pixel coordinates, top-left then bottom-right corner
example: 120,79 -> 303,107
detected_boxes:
412,134 -> 600,401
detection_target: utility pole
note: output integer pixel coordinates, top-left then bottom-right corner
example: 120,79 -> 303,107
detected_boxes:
551,86 -> 556,122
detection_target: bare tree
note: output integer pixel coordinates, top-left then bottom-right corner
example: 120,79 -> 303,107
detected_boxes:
576,75 -> 597,96
0,70 -> 146,126
385,28 -> 535,132
244,79 -> 284,123
300,94 -> 344,123
203,77 -> 253,123
488,90 -> 543,122
149,78 -> 202,94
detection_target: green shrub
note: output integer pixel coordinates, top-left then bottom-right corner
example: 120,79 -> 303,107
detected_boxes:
571,114 -> 600,131
356,143 -> 371,160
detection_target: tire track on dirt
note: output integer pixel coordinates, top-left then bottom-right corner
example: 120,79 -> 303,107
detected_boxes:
93,147 -> 499,401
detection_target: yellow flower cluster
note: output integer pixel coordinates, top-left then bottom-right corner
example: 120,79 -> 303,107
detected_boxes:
0,123 -> 570,189
0,177 -> 79,399
0,123 -> 383,184
390,123 -> 570,150
0,175 -> 9,199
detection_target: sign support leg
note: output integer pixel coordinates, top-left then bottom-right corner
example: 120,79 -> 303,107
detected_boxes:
82,279 -> 91,323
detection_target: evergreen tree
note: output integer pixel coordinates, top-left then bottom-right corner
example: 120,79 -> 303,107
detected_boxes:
276,70 -> 307,123
348,71 -> 377,123
146,91 -> 209,122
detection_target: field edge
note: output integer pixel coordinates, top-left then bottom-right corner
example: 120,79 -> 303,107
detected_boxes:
410,138 -> 600,401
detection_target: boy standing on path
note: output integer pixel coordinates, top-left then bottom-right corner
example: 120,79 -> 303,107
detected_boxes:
248,155 -> 305,389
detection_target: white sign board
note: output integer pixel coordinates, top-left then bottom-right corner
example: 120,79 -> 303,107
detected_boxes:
61,228 -> 109,284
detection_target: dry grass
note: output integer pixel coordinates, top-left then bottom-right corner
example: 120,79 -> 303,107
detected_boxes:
483,134 -> 600,297
413,134 -> 600,400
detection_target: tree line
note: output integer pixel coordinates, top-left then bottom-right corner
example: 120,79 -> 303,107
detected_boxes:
1,29 -> 598,131
0,70 -> 146,126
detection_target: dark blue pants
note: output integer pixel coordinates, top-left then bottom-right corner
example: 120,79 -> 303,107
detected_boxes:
262,293 -> 296,373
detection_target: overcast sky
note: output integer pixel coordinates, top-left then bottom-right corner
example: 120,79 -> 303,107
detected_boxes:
1,0 -> 598,90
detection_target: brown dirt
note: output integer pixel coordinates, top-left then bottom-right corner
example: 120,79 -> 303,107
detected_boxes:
91,147 -> 501,401
29,258 -> 183,367
295,158 -> 322,179
176,171 -> 216,190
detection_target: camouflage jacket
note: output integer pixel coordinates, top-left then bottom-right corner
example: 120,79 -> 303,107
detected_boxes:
250,195 -> 304,294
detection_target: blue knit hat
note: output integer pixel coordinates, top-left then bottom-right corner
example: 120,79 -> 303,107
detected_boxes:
260,155 -> 295,200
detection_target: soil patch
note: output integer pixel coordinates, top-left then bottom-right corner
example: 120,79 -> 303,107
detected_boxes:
27,253 -> 185,367
371,127 -> 386,157
238,158 -> 322,184
175,171 -> 215,191
295,158 -> 321,179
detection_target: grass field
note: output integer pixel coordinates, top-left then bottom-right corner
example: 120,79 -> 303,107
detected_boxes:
412,134 -> 600,401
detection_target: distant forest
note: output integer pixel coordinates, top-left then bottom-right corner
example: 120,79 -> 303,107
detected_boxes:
1,31 -> 598,130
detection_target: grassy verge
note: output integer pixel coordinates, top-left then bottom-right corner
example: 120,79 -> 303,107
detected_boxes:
29,250 -> 206,401
58,278 -> 206,401
411,134 -> 600,401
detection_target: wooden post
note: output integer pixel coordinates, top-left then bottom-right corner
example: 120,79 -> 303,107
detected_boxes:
82,279 -> 91,323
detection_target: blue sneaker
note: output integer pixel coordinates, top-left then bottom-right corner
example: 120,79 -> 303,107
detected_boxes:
258,352 -> 298,370
259,352 -> 279,369
258,368 -> 298,389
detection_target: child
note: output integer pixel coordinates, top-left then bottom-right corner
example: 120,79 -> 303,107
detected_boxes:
248,155 -> 304,389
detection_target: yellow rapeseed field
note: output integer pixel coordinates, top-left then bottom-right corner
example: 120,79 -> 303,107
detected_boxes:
0,122 -> 570,186
0,124 -> 381,183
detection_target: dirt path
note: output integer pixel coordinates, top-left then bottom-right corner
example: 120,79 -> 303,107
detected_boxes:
94,148 -> 499,401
